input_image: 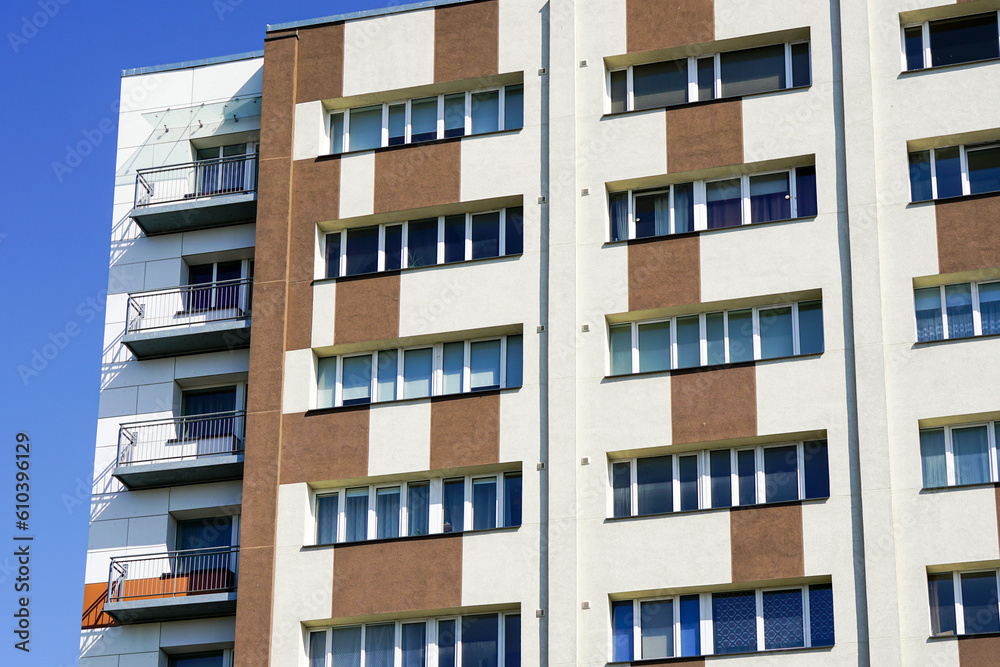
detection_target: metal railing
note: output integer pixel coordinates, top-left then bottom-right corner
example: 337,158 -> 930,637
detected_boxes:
134,154 -> 258,208
117,411 -> 246,467
108,546 -> 239,603
125,278 -> 252,334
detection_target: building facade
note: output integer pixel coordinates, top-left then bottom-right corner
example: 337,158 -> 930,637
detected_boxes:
80,1 -> 1000,666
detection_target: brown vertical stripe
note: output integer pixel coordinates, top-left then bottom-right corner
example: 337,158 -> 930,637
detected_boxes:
958,635 -> 1000,666
81,582 -> 116,629
730,503 -> 804,583
671,365 -> 756,444
434,0 -> 499,83
666,100 -> 743,174
259,34 -> 298,162
430,392 -> 501,470
626,0 -> 714,53
234,546 -> 277,666
292,157 -> 342,226
295,23 -> 345,103
333,273 -> 401,345
285,281 -> 313,351
280,408 -> 370,484
255,157 -> 293,285
374,141 -> 462,214
333,535 -> 462,617
628,235 -> 700,312
241,411 -> 282,553
935,195 -> 1000,274
246,281 -> 287,415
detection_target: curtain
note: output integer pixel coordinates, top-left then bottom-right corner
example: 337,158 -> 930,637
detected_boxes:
712,591 -> 757,654
364,624 -> 395,667
673,183 -> 694,233
610,193 -> 629,241
461,615 -> 499,667
710,450 -> 732,508
920,429 -> 948,488
309,632 -> 327,667
737,450 -> 756,505
505,335 -> 523,388
915,288 -> 944,342
401,623 -> 426,667
706,179 -> 742,229
678,455 -> 699,511
612,463 -> 632,518
472,212 -> 501,260
375,488 -> 400,539
979,283 -> 1000,335
676,316 -> 701,369
331,627 -> 362,667
376,350 -> 397,402
638,321 -> 671,372
342,355 -> 372,405
344,490 -> 367,542
720,45 -> 785,97
403,348 -> 433,398
407,483 -> 430,536
317,358 -> 337,409
759,307 -> 794,360
442,342 -> 464,395
953,426 -> 990,485
316,494 -> 338,545
443,480 -> 464,532
764,445 -> 799,503
471,91 -> 500,134
653,193 -> 670,236
927,574 -> 957,636
504,473 -> 522,527
640,600 -> 673,659
749,172 -> 791,223
728,310 -> 754,363
809,584 -> 836,647
473,479 -> 498,530
610,324 -> 633,375
706,313 -> 726,365
637,456 -> 672,515
470,340 -> 501,390
763,590 -> 804,650
796,166 -> 819,216
437,620 -> 457,667
946,284 -> 974,338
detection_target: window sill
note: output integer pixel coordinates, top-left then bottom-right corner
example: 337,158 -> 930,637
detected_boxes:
900,56 -> 1000,78
929,630 -> 1000,642
303,524 -> 519,551
608,643 -> 833,665
914,331 -> 1000,347
605,497 -> 828,524
312,252 -> 523,286
602,353 -> 823,383
910,188 -> 1000,207
307,386 -> 520,415
324,127 -> 523,159
921,481 -> 1000,494
603,214 -> 816,248
600,84 -> 812,120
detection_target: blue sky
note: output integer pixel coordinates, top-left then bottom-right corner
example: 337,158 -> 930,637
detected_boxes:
0,1 -> 393,664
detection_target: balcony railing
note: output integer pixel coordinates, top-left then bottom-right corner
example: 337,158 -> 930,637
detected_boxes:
126,278 -> 252,335
108,546 -> 239,603
117,411 -> 245,468
134,154 -> 257,208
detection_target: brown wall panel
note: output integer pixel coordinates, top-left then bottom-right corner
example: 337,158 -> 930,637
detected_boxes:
285,281 -> 313,351
730,503 -> 804,583
628,235 -> 700,312
234,545 -> 276,666
81,582 -> 116,629
260,35 -> 298,161
959,635 -> 1000,666
374,141 -> 462,214
292,157 -> 343,226
241,410 -> 282,550
430,392 -> 501,470
627,0 -> 714,53
332,535 -> 462,617
280,408 -> 369,484
434,0 -> 499,83
246,281 -> 287,415
255,157 -> 292,285
936,195 -> 1000,274
666,100 -> 743,174
671,364 -> 756,444
296,23 -> 345,103
333,273 -> 401,345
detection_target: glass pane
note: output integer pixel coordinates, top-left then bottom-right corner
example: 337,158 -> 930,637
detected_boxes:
904,26 -> 924,71
638,321 -> 671,372
706,312 -> 725,365
676,315 -> 701,369
979,282 -> 1000,335
317,357 -> 337,409
407,482 -> 430,536
909,151 -> 933,201
920,429 -> 948,488
331,113 -> 345,154
679,595 -> 701,657
710,449 -> 732,508
403,348 -> 433,399
326,233 -> 341,278
444,93 -> 465,138
609,192 -> 629,242
504,84 -> 524,130
345,488 -> 368,542
946,283 -> 974,339
365,623 -> 394,667
612,601 -> 634,661
929,13 -> 999,68
504,472 -> 522,527
791,42 -> 811,86
462,614 -> 499,667
613,462 -> 632,518
968,146 -> 1000,195
935,146 -> 963,199
331,626 -> 362,667
443,478 -> 464,533
473,477 -> 498,531
953,425 -> 990,486
728,309 -> 754,363
471,339 -> 502,390
610,324 -> 633,375
707,178 -> 743,229
407,218 -> 439,268
674,182 -> 695,233
472,211 -> 501,259
384,225 -> 402,271
472,90 -> 500,134
388,104 -> 405,146
505,334 -> 523,388
310,632 -> 327,667
641,600 -> 673,659
803,440 -> 830,499
401,623 -> 426,667
796,165 -> 818,217
377,350 -> 398,402
915,287 -> 944,342
697,57 -> 715,101
760,307 -> 794,359
809,584 -> 836,647
442,342 -> 464,395
444,214 -> 466,263
928,573 -> 957,636
764,445 -> 799,503
348,105 -> 381,151
962,572 -> 1000,634
634,191 -> 669,238
637,456 -> 672,515
610,70 -> 628,114
679,454 -> 699,511
738,449 -> 756,505
342,355 -> 372,406
505,206 -> 524,255
633,59 -> 688,109
763,589 -> 805,649
317,493 -> 338,544
713,590 -> 758,654
375,487 -> 400,539
720,44 -> 786,97
798,300 -> 824,355
438,620 -> 456,667
750,172 -> 790,223
504,615 -> 521,667
411,97 -> 438,143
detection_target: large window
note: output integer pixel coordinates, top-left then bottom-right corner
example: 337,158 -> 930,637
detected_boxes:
608,41 -> 810,113
903,12 -> 1000,71
309,613 -> 520,667
609,167 -> 817,241
920,422 -> 1000,489
317,334 -> 522,408
609,300 -> 823,376
929,568 -> 1000,636
315,471 -> 522,545
909,142 -> 1000,202
914,280 -> 1000,342
612,584 -> 834,660
611,440 -> 829,519
330,84 -> 523,154
325,207 -> 524,278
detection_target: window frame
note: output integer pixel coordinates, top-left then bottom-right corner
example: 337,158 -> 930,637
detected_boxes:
913,279 -> 1000,342
920,421 -> 1000,489
929,568 -> 1000,637
909,141 -> 1000,202
900,11 -> 1000,72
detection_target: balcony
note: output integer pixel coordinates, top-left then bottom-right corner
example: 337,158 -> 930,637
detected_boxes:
122,278 -> 252,359
129,154 -> 258,235
112,411 -> 245,490
103,547 -> 239,624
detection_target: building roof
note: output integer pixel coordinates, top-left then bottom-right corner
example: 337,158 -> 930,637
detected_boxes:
266,0 -> 477,32
121,50 -> 263,78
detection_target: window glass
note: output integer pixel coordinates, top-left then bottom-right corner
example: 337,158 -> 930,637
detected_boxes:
377,350 -> 398,402
442,341 -> 464,395
679,595 -> 701,657
401,623 -> 425,667
707,178 -> 742,229
407,482 -> 430,536
504,472 -> 522,527
679,454 -> 699,511
444,93 -> 465,138
803,440 -> 830,499
763,589 -> 805,649
953,425 -> 990,486
706,312 -> 726,365
384,224 -> 402,271
310,633 -> 327,667
612,600 -> 635,662
438,620 -> 456,667
809,584 -> 836,647
610,70 -> 628,114
920,428 -> 947,489
641,600 -> 673,659
365,623 -> 394,667
345,488 -> 368,542
473,478 -> 498,530
638,321 -> 671,372
403,348 -> 433,399
946,283 -> 974,338
929,13 -> 1000,68
798,300 -> 824,355
443,478 -> 464,533
674,182 -> 695,233
462,615 -> 499,667
504,84 -> 524,130
796,165 -> 818,217
915,287 -> 944,342
928,574 -> 957,637
750,172 -> 791,223
472,211 -> 501,259
610,324 -> 633,375
676,315 -> 701,369
637,456 -> 672,515
444,214 -> 465,263
342,355 -> 372,406
713,591 -> 757,654
411,97 -> 438,143
388,104 -> 405,146
317,357 -> 337,409
935,146 -> 963,199
975,282 -> 1000,336
331,113 -> 345,154
633,59 -> 688,110
505,206 -> 524,255
345,227 -> 379,276
904,26 -> 924,71
471,90 -> 500,134
407,218 -> 439,268
710,449 -> 732,508
697,57 -> 715,101
326,232 -> 342,278
504,615 -> 521,667
764,445 -> 798,503
720,44 -> 786,97
728,309 -> 754,363
791,42 -> 811,87
471,340 -> 502,390
348,105 -> 381,151
506,334 -> 523,388
317,493 -> 338,544
909,151 -> 933,202
968,146 -> 1000,195
760,306 -> 794,359
613,462 -> 632,518
332,626 -> 362,667
962,572 -> 1000,634
634,191 -> 669,238
737,449 -> 756,505
609,192 -> 629,242
375,487 -> 400,539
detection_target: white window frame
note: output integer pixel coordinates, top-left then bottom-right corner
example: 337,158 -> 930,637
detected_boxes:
921,421 -> 1000,488
901,11 -> 1000,72
930,568 -> 1000,637
916,141 -> 1000,201
915,279 -> 1000,341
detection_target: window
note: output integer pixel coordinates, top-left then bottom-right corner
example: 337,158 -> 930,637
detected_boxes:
609,300 -> 823,376
317,334 -> 522,408
902,12 -> 1000,71
612,584 -> 834,660
186,260 -> 247,312
929,569 -> 1000,636
330,84 -> 524,153
920,422 -> 1000,489
309,613 -> 520,667
914,280 -> 1000,342
608,41 -> 810,113
314,471 -> 522,545
611,440 -> 828,518
325,207 -> 524,278
181,385 -> 240,441
609,167 -> 816,242
194,143 -> 251,195
908,142 -> 1000,202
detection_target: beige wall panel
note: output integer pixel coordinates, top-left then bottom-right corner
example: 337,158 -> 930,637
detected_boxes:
741,87 -> 835,165
270,546 -> 334,665
901,638 -> 958,667
460,131 -> 538,203
499,383 -> 540,464
311,282 -> 338,349
576,241 -> 629,320
293,101 -> 328,161
461,527 -> 539,607
342,9 -> 435,97
498,0 -> 551,76
756,352 -> 845,436
282,349 -> 315,414
801,498 -> 854,576
588,112 -> 668,185
579,375 -> 672,454
714,0 -> 827,41
369,401 -> 432,477
876,205 -> 940,346
338,151 -> 376,219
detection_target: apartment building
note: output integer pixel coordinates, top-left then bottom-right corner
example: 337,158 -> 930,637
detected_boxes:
79,1 -> 1000,666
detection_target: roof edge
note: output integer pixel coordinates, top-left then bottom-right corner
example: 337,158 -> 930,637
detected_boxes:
266,0 -> 477,33
122,50 -> 263,78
